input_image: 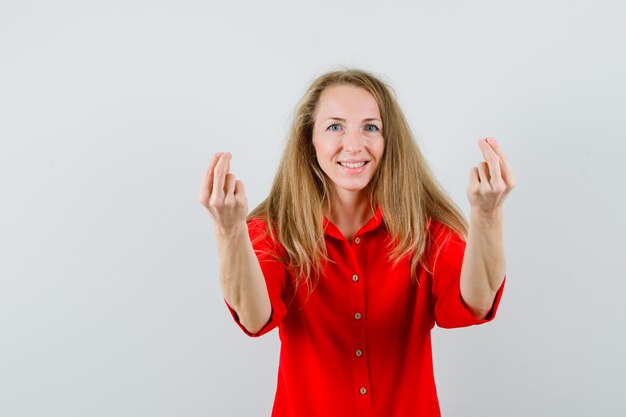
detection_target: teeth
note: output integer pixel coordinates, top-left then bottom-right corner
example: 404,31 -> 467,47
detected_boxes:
340,161 -> 366,168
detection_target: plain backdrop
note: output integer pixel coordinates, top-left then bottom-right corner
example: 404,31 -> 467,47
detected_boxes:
1,1 -> 625,416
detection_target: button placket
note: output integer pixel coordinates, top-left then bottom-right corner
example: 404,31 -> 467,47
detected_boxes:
351,270 -> 369,401
345,240 -> 370,406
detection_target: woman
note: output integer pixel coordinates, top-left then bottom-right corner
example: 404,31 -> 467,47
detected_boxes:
199,69 -> 515,417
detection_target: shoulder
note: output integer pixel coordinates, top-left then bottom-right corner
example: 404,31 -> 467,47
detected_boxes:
246,216 -> 276,243
246,216 -> 286,256
247,216 -> 269,236
426,219 -> 465,250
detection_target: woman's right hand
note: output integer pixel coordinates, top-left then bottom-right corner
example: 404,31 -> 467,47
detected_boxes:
198,152 -> 249,236
199,153 -> 271,333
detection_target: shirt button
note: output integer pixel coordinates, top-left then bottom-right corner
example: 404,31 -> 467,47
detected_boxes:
352,274 -> 359,282
354,237 -> 361,244
354,312 -> 362,320
360,387 -> 367,395
356,349 -> 363,357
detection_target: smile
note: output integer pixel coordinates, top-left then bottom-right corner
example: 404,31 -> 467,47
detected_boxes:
338,161 -> 369,168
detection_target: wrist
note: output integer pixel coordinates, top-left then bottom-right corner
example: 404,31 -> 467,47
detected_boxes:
469,208 -> 503,229
214,221 -> 248,239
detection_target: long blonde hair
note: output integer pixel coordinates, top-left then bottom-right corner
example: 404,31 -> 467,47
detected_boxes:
248,68 -> 468,295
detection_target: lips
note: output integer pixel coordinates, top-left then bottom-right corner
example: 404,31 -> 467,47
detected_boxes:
337,160 -> 369,168
338,161 -> 368,169
335,160 -> 370,176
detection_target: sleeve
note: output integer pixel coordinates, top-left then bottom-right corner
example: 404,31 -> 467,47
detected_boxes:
429,222 -> 505,329
223,218 -> 288,337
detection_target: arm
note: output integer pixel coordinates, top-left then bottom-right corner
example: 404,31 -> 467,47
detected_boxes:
215,224 -> 271,334
460,210 -> 506,319
199,152 -> 271,334
460,138 -> 516,319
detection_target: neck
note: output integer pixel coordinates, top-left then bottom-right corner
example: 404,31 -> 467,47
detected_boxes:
325,189 -> 374,241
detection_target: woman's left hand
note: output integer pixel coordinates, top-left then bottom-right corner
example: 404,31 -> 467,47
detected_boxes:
467,137 -> 516,220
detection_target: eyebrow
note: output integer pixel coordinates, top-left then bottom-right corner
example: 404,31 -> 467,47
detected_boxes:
324,117 -> 382,123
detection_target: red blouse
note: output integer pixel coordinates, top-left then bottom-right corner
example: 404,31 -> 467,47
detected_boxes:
225,208 -> 505,417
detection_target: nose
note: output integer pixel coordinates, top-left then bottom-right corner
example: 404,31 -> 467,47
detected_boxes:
342,127 -> 364,153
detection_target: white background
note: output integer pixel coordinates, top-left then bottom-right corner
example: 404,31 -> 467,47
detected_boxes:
1,1 -> 625,416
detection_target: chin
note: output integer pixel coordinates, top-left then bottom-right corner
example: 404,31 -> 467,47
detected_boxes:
335,181 -> 372,193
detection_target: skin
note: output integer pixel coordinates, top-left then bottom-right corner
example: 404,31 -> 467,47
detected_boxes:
311,84 -> 385,240
199,90 -> 516,327
198,152 -> 271,334
461,137 -> 516,318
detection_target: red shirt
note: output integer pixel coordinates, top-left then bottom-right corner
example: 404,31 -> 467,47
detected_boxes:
225,208 -> 505,417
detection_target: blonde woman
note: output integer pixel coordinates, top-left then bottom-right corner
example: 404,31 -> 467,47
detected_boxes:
199,69 -> 515,417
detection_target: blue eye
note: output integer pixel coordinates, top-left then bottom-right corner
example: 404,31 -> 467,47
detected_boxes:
366,124 -> 379,132
327,123 -> 341,132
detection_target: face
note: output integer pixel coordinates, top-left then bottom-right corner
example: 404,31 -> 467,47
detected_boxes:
312,84 -> 385,200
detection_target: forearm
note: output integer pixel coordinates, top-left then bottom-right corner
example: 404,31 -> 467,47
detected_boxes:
216,223 -> 271,334
460,209 -> 506,319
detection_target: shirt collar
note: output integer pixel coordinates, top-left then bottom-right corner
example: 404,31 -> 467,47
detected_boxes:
323,207 -> 384,240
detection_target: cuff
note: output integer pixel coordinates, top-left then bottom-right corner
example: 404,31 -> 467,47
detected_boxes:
224,298 -> 284,338
437,275 -> 506,329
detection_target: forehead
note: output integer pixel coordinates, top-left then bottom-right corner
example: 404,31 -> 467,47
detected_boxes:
315,84 -> 381,120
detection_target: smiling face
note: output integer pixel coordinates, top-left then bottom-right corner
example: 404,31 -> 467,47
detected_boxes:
312,84 -> 385,202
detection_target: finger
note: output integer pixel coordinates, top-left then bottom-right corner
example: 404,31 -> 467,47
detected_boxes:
468,167 -> 480,193
204,152 -> 224,195
223,152 -> 231,176
485,138 -> 515,186
224,173 -> 236,198
478,138 -> 503,183
212,152 -> 232,200
234,179 -> 246,199
477,161 -> 491,189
